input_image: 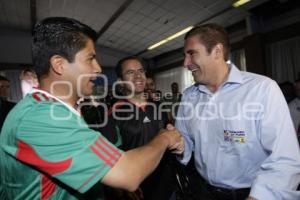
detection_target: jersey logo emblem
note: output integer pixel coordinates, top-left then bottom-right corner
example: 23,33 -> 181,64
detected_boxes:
143,116 -> 151,123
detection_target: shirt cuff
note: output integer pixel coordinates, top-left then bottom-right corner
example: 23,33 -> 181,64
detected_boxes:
250,181 -> 300,200
176,139 -> 191,165
250,182 -> 276,200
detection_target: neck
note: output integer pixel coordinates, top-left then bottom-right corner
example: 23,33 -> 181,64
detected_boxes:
39,80 -> 78,108
128,92 -> 147,105
207,62 -> 229,93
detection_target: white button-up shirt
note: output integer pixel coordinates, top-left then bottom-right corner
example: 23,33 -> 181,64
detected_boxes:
176,64 -> 300,199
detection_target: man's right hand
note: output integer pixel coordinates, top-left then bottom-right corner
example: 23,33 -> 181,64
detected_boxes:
102,124 -> 184,191
159,125 -> 184,154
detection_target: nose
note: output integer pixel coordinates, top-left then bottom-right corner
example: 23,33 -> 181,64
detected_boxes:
183,56 -> 190,68
134,69 -> 145,78
135,71 -> 142,78
94,60 -> 102,74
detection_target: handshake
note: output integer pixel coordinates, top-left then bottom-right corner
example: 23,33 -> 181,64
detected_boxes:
159,124 -> 185,155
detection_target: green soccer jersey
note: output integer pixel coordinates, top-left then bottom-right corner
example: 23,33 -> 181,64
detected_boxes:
0,90 -> 123,200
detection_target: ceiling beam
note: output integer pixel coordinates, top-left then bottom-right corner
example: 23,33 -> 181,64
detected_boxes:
95,0 -> 134,41
30,0 -> 37,31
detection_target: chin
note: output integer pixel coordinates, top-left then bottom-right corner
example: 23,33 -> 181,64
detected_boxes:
82,89 -> 93,97
193,77 -> 202,83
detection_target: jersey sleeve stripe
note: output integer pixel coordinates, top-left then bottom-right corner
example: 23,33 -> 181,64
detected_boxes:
95,141 -> 118,164
41,174 -> 56,200
77,164 -> 107,191
90,146 -> 113,167
98,136 -> 122,157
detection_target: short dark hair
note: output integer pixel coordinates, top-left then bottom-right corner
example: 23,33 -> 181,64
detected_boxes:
171,82 -> 178,87
146,72 -> 155,80
32,17 -> 97,80
185,23 -> 230,61
0,75 -> 9,82
22,68 -> 35,74
115,56 -> 144,78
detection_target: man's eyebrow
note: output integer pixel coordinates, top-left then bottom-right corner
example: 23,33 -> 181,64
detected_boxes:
186,50 -> 195,54
87,53 -> 96,58
183,49 -> 192,55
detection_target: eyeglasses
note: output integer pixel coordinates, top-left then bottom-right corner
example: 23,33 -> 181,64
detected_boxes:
123,68 -> 146,77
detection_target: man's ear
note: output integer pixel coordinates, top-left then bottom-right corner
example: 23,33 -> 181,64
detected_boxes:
213,43 -> 224,60
49,55 -> 66,75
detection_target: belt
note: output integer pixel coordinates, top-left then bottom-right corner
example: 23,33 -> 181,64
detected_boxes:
198,176 -> 250,200
207,183 -> 250,195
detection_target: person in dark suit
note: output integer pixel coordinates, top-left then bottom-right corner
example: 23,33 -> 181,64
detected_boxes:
0,75 -> 16,131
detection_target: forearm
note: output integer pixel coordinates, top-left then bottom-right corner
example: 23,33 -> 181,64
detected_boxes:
122,134 -> 170,185
102,133 -> 170,191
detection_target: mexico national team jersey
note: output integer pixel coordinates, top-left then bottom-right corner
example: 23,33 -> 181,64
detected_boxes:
0,90 -> 123,200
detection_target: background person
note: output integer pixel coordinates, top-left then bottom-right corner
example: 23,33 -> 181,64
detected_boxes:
20,68 -> 39,97
0,75 -> 16,132
112,56 -> 177,200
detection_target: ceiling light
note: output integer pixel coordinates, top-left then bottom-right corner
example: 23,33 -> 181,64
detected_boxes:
147,39 -> 169,50
232,0 -> 251,8
147,26 -> 194,50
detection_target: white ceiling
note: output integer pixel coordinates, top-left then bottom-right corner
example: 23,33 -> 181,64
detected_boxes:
0,0 -> 272,59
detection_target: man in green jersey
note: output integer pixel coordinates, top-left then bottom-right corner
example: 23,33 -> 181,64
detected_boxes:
0,17 -> 183,200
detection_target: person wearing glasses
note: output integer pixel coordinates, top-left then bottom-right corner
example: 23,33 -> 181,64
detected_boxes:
111,56 -> 178,200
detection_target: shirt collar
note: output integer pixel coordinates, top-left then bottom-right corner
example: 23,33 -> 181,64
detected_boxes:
226,63 -> 244,84
194,63 -> 244,94
32,88 -> 80,116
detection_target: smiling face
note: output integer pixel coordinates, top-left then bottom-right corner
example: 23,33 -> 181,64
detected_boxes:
183,35 -> 219,84
120,59 -> 146,95
63,38 -> 101,98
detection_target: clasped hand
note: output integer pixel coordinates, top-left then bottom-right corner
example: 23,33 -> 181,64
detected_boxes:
160,124 -> 184,154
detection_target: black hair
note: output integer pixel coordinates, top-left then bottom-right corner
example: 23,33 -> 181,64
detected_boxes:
32,17 -> 97,80
185,23 -> 230,61
171,82 -> 178,87
115,56 -> 144,78
22,68 -> 35,74
146,71 -> 155,79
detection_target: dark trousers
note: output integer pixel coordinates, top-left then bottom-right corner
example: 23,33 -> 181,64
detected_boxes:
188,173 -> 250,200
180,160 -> 250,200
